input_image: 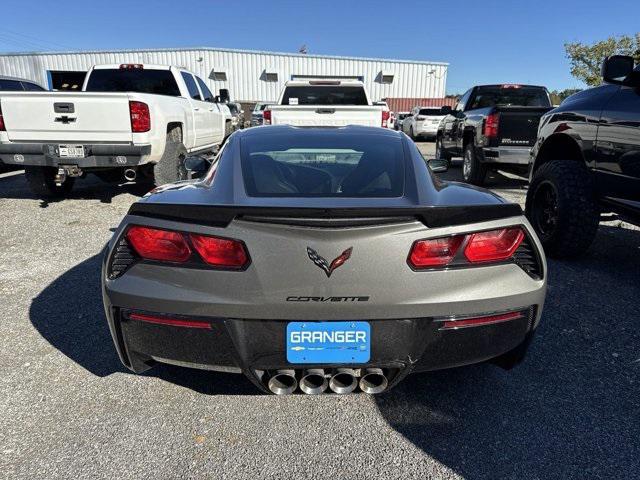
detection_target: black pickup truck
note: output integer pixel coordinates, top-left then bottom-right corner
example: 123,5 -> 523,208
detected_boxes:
525,55 -> 640,258
435,84 -> 553,185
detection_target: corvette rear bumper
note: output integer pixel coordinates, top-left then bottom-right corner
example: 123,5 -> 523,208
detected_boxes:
102,305 -> 538,393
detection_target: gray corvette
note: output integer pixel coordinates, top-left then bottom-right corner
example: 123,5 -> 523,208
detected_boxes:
102,125 -> 546,395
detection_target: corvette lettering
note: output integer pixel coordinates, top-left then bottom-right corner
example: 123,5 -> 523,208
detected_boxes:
286,296 -> 369,302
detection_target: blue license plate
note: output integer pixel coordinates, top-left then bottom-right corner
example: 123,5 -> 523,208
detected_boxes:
286,321 -> 371,364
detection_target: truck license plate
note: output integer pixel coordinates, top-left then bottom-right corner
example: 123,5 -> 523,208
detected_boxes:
286,321 -> 371,364
58,145 -> 85,158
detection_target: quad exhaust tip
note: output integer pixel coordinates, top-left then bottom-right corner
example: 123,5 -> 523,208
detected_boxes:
359,368 -> 388,394
299,369 -> 328,395
267,369 -> 297,395
329,368 -> 358,394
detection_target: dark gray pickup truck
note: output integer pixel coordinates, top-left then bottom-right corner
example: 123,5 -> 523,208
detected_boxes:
435,84 -> 553,185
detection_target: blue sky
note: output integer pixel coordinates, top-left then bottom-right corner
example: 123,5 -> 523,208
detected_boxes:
2,0 -> 638,94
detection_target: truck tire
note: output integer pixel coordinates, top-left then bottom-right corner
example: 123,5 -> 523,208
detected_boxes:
154,127 -> 188,186
463,143 -> 487,185
24,166 -> 75,198
409,126 -> 417,141
435,136 -> 451,161
525,160 -> 599,258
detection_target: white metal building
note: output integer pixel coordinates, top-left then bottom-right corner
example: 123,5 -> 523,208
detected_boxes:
0,47 -> 448,104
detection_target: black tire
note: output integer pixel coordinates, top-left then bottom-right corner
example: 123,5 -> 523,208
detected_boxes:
462,143 -> 488,185
525,160 -> 599,258
435,136 -> 451,161
154,126 -> 188,186
24,166 -> 75,198
409,126 -> 417,141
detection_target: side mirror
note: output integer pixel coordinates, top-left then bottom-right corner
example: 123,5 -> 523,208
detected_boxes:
602,55 -> 634,84
439,105 -> 453,115
184,156 -> 210,179
218,88 -> 230,103
428,158 -> 449,173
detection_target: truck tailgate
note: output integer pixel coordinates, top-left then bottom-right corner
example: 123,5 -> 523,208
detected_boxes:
270,106 -> 382,127
496,106 -> 552,147
0,92 -> 134,143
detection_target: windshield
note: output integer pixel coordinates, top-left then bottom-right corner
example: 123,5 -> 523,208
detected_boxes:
241,133 -> 404,197
85,69 -> 181,96
281,86 -> 369,105
469,86 -> 551,108
419,108 -> 442,116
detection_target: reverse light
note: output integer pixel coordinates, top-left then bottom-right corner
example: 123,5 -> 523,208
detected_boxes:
464,227 -> 525,263
438,310 -> 526,330
189,233 -> 249,269
409,236 -> 464,268
381,110 -> 390,128
129,101 -> 150,133
483,112 -> 500,138
263,109 -> 272,125
126,226 -> 191,263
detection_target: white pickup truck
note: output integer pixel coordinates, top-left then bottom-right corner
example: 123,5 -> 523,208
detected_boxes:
0,64 -> 231,196
263,80 -> 389,128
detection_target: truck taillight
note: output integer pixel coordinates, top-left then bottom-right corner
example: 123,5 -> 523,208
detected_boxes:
129,101 -> 150,133
0,104 -> 5,131
381,110 -> 390,128
263,109 -> 272,125
483,112 -> 500,139
120,64 -> 144,70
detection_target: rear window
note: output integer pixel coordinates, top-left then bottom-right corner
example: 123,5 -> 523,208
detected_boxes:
281,86 -> 368,106
241,133 -> 405,197
0,79 -> 23,91
468,86 -> 551,109
85,69 -> 181,96
419,108 -> 441,116
22,81 -> 44,91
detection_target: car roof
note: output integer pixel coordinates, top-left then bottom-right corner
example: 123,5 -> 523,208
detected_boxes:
236,124 -> 402,139
0,75 -> 38,83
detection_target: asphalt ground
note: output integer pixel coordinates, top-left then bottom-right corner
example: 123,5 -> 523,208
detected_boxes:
1,141 -> 639,479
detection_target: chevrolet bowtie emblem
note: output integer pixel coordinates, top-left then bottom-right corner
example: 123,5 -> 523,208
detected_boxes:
54,116 -> 76,124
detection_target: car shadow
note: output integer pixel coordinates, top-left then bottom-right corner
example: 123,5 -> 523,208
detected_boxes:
375,224 -> 640,479
0,171 -> 152,206
28,253 -> 258,395
439,161 -> 529,190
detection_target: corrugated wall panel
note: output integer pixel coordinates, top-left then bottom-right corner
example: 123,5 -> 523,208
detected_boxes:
0,47 -> 447,102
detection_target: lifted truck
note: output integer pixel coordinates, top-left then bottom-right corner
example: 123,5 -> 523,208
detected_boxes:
435,84 -> 552,185
0,64 -> 231,197
263,80 -> 389,128
525,55 -> 640,258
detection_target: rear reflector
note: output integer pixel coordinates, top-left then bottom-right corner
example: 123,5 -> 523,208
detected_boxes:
126,226 -> 191,263
438,310 -> 525,330
381,110 -> 390,128
263,109 -> 272,125
128,312 -> 212,330
483,112 -> 500,138
409,236 -> 464,268
189,233 -> 249,269
464,227 -> 525,263
129,101 -> 150,133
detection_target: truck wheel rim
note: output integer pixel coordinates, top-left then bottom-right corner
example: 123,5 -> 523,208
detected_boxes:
463,150 -> 472,178
532,181 -> 559,238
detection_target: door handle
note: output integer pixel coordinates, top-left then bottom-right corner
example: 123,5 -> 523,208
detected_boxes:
194,108 -> 201,111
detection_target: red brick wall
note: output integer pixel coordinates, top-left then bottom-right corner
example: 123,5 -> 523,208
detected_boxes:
386,98 -> 456,113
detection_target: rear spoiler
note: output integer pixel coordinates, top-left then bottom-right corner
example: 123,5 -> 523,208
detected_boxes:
127,203 -> 522,229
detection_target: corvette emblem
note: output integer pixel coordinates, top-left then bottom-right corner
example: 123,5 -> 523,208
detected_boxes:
306,247 -> 353,277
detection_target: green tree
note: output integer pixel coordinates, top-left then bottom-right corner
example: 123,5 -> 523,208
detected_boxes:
549,88 -> 582,105
565,34 -> 640,86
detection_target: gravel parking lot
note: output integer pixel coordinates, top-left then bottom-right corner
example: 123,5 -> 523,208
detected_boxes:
1,141 -> 639,479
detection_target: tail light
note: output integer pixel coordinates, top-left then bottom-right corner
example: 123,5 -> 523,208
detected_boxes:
129,101 -> 150,133
190,233 -> 249,269
128,312 -> 212,330
126,226 -> 191,263
409,236 -> 464,267
120,64 -> 144,70
464,227 -> 525,263
263,109 -> 272,125
408,227 -> 525,269
483,112 -> 500,138
0,104 -> 5,131
123,225 -> 249,269
381,110 -> 390,128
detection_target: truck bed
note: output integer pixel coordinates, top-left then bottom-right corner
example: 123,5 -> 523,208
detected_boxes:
268,105 -> 383,127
